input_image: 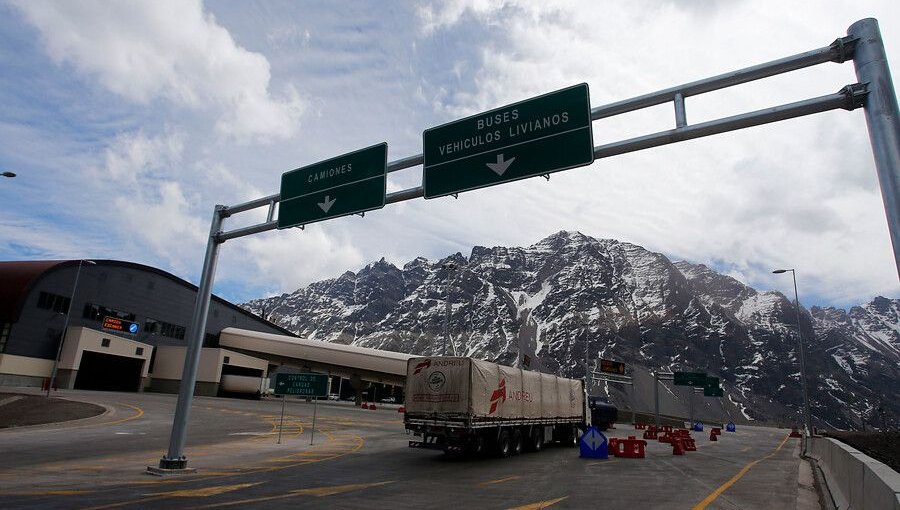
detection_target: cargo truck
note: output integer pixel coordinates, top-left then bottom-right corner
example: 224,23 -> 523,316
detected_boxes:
404,357 -> 587,457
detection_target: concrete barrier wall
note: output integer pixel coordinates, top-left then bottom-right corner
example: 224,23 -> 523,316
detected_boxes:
808,436 -> 900,509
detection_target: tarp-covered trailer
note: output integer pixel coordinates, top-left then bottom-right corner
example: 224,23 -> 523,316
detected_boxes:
404,357 -> 586,457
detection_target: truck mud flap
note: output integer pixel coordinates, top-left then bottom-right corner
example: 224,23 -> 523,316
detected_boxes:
409,435 -> 446,450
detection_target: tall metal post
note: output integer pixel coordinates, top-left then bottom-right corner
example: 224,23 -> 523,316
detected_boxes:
790,270 -> 813,444
442,262 -> 456,356
848,19 -> 900,278
654,372 -> 660,428
157,205 -> 225,470
47,259 -> 91,397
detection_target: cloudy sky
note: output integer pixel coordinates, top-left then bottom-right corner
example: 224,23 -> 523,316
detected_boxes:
1,0 -> 898,309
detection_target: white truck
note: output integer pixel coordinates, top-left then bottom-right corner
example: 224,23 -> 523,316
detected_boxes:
404,356 -> 587,457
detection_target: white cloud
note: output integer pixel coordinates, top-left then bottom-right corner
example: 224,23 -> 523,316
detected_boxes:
407,0 -> 900,306
12,0 -> 304,142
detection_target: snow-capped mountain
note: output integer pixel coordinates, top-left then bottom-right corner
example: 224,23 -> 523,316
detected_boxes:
243,231 -> 899,429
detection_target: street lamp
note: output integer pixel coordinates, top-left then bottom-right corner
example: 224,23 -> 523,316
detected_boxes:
442,262 -> 458,356
47,259 -> 96,397
1,171 -> 15,178
773,268 -> 813,443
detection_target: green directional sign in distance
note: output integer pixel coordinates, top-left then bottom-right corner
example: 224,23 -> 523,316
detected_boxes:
278,142 -> 387,229
674,371 -> 707,386
423,83 -> 594,199
704,386 -> 724,397
274,373 -> 329,397
703,376 -> 723,396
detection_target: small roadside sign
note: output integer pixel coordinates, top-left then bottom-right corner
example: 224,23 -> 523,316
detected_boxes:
278,143 -> 387,229
274,373 -> 328,397
579,426 -> 608,459
423,83 -> 594,199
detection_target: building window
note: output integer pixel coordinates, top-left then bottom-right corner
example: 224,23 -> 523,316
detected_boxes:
0,323 -> 10,353
37,291 -> 71,314
223,356 -> 230,364
136,347 -> 144,356
101,338 -> 111,347
145,317 -> 185,340
82,303 -> 136,323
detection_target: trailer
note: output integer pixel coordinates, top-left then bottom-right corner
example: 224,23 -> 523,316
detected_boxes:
404,357 -> 586,457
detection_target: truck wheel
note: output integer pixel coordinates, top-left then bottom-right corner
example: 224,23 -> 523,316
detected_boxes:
469,434 -> 485,456
528,427 -> 543,452
511,429 -> 524,456
496,429 -> 511,458
569,426 -> 581,447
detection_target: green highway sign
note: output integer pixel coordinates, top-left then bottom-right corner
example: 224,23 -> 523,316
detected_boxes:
704,386 -> 724,397
422,83 -> 594,199
673,371 -> 707,386
278,143 -> 387,229
274,373 -> 329,397
703,376 -> 723,396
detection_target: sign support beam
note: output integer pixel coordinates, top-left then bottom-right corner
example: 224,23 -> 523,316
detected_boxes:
155,19 -> 897,472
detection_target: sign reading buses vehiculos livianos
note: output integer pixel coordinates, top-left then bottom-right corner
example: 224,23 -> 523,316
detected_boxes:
423,84 -> 594,199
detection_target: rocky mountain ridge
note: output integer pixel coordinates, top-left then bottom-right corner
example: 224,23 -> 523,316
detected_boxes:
243,231 -> 900,429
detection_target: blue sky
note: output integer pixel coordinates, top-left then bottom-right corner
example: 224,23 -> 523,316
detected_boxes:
1,0 -> 899,309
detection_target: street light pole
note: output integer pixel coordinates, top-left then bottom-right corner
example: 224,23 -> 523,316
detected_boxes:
442,262 -> 457,356
47,259 -> 94,397
773,268 -> 813,444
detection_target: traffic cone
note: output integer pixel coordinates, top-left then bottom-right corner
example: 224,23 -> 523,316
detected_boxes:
361,402 -> 369,409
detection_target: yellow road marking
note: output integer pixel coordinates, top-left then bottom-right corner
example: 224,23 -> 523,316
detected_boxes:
588,459 -> 619,466
692,434 -> 791,510
149,482 -> 261,497
185,481 -> 395,508
508,496 -> 568,509
740,446 -> 752,452
479,475 -> 521,486
5,489 -> 93,496
105,403 -> 144,426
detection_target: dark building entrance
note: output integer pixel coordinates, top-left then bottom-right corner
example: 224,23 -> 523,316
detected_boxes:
74,351 -> 143,392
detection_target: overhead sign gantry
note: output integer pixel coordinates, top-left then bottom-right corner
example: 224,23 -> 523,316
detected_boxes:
152,19 -> 900,473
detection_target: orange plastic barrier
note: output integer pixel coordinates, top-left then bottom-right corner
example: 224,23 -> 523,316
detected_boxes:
672,438 -> 685,455
711,427 -> 721,436
609,437 -> 620,456
662,425 -> 673,433
619,436 -> 647,458
709,430 -> 718,441
658,433 -> 672,444
643,429 -> 658,440
683,437 -> 697,451
789,427 -> 802,438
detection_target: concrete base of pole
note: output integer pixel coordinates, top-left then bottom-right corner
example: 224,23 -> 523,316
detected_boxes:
146,465 -> 198,476
154,456 -> 190,471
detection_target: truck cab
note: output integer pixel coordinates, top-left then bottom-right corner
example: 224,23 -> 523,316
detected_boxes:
588,397 -> 618,430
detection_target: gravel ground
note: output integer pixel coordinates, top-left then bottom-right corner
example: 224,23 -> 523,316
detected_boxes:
0,393 -> 105,428
823,430 -> 900,472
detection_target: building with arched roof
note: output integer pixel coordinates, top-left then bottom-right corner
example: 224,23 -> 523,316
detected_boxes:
0,259 -> 292,394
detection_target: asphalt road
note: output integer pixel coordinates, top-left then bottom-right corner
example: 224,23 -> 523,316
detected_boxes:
0,389 -> 805,509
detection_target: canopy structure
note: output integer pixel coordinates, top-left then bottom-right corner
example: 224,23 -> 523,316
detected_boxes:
219,327 -> 413,386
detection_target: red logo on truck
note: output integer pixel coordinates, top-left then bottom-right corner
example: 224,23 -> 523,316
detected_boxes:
489,378 -> 507,414
413,359 -> 431,375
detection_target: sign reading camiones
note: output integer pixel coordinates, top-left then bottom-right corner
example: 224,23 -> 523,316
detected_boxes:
274,373 -> 328,397
423,84 -> 594,199
278,143 -> 387,229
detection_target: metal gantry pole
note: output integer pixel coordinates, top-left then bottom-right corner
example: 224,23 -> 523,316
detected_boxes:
848,18 -> 900,279
47,259 -> 87,397
791,270 -> 814,445
158,205 -> 225,470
